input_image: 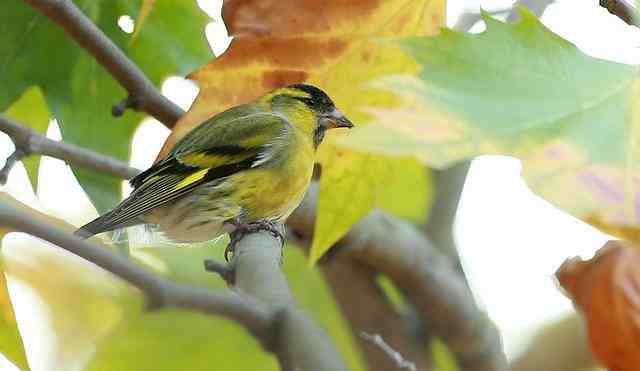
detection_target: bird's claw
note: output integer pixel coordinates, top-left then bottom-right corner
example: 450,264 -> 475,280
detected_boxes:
224,220 -> 285,262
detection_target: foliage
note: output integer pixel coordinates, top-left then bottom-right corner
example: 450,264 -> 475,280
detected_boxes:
0,0 -> 212,213
341,8 -> 640,244
3,0 -> 639,370
163,0 -> 441,263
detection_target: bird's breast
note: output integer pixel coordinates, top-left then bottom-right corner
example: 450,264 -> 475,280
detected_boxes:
231,136 -> 314,223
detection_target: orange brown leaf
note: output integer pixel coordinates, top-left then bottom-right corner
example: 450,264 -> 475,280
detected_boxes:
557,241 -> 640,371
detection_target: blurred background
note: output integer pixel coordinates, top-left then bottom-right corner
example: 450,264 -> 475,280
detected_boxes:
1,0 -> 638,370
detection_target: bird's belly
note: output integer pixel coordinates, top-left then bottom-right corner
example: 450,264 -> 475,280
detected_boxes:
143,151 -> 313,242
143,183 -> 240,243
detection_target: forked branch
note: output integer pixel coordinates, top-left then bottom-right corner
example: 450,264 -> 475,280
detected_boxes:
22,0 -> 185,126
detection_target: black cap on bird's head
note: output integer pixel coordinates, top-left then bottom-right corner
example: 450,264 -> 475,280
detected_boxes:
286,84 -> 354,147
288,84 -> 354,129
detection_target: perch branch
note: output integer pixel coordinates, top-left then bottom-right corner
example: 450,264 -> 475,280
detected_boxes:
229,230 -> 348,371
22,0 -> 185,126
0,196 -> 348,371
599,0 -> 639,26
0,115 -> 139,182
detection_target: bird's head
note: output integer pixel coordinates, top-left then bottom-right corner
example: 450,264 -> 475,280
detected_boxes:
262,84 -> 354,148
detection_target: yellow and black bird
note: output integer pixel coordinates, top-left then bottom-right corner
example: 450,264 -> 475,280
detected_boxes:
75,84 -> 353,257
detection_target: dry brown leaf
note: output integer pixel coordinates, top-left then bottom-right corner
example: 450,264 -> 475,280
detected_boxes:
556,240 -> 640,371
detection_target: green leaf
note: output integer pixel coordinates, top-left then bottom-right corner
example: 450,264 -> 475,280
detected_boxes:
1,1 -> 212,213
4,87 -> 50,193
341,8 -> 640,242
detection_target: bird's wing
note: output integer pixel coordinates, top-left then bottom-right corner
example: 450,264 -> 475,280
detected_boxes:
81,111 -> 290,235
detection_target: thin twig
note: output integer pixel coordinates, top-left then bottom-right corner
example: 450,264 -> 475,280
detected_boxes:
112,96 -> 142,117
0,115 -> 139,180
360,332 -> 417,371
0,198 -> 270,340
0,150 -> 26,185
22,0 -> 185,126
315,259 -> 434,371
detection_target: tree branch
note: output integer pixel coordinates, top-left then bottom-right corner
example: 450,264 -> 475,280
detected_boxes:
424,162 -> 470,275
599,0 -> 639,26
0,115 -> 139,183
0,196 -> 269,341
289,184 -> 508,371
22,0 -> 185,126
218,229 -> 349,371
0,195 -> 348,371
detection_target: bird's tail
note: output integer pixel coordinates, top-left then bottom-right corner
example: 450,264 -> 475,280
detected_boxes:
74,211 -> 141,239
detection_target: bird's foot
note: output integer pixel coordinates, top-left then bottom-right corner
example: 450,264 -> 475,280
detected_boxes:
223,220 -> 285,262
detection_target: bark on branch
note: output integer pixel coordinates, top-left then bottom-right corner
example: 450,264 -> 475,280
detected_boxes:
599,0 -> 639,26
229,231 -> 348,371
0,115 -> 139,182
22,0 -> 185,126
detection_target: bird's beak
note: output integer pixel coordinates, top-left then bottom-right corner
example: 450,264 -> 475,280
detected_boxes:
321,108 -> 354,129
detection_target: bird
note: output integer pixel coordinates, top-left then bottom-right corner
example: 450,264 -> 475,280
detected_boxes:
75,84 -> 353,259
